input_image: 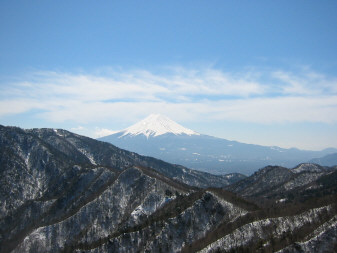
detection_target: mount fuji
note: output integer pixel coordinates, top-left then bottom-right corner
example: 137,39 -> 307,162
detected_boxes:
117,114 -> 199,138
99,114 -> 337,175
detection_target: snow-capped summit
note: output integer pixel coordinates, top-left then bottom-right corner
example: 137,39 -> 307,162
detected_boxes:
119,114 -> 199,138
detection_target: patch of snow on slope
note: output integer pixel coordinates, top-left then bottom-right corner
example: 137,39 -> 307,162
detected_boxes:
53,129 -> 64,137
207,191 -> 248,219
77,148 -> 97,165
224,174 -> 236,179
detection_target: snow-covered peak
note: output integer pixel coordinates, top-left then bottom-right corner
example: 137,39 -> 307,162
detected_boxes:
120,114 -> 199,138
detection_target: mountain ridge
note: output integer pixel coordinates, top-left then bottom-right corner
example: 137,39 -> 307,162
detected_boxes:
310,152 -> 337,167
0,124 -> 244,189
1,124 -> 337,252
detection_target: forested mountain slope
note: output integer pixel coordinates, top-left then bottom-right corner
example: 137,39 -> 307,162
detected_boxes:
1,125 -> 336,252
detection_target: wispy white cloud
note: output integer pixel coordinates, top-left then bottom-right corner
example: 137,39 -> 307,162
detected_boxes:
70,126 -> 85,131
0,99 -> 43,116
271,69 -> 337,95
1,66 -> 337,126
93,128 -> 118,138
206,96 -> 337,123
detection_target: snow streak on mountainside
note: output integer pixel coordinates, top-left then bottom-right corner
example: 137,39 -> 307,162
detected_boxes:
119,114 -> 199,138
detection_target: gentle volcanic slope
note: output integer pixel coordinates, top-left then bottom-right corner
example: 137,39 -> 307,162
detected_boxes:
99,115 -> 337,175
120,114 -> 199,138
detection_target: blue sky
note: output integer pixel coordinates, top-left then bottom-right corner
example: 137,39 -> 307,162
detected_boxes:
1,1 -> 337,150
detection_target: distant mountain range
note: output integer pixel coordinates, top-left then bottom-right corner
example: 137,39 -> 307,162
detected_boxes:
1,124 -> 336,252
99,114 -> 337,175
310,152 -> 337,167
